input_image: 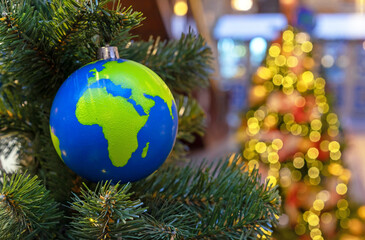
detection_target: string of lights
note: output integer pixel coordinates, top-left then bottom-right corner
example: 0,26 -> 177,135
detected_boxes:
239,27 -> 358,239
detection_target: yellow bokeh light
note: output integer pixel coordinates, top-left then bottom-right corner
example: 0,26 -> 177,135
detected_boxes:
301,41 -> 313,53
174,1 -> 188,16
231,0 -> 253,11
313,199 -> 325,211
264,81 -> 274,92
272,138 -> 283,150
315,78 -> 326,89
310,176 -> 320,185
257,67 -> 272,80
328,141 -> 340,152
310,131 -> 321,142
310,228 -> 322,239
308,214 -> 320,226
307,147 -> 319,159
303,211 -> 310,221
337,199 -> 348,210
254,110 -> 266,120
282,76 -> 294,88
248,160 -> 259,171
247,127 -> 260,135
283,42 -> 294,53
292,170 -> 302,181
280,176 -> 292,187
253,85 -> 267,97
268,169 -> 279,178
243,149 -> 254,159
302,71 -> 314,83
337,208 -> 350,219
275,55 -> 286,66
269,45 -> 281,57
273,74 -> 283,86
326,113 -> 338,125
340,218 -> 349,229
290,124 -> 302,135
255,142 -> 267,153
320,140 -> 329,151
247,117 -> 259,128
318,103 -> 329,114
339,169 -> 351,183
283,86 -> 294,95
265,114 -> 278,126
308,167 -> 320,178
317,190 -> 330,202
293,45 -> 303,56
283,113 -> 294,124
311,119 -> 322,131
295,224 -> 306,235
268,152 -> 279,163
297,81 -> 308,92
328,126 -> 339,137
266,175 -> 277,187
336,183 -> 348,195
316,95 -> 327,104
357,206 -> 365,220
296,32 -> 310,43
328,163 -> 344,176
283,30 -> 294,41
293,157 -> 305,169
287,56 -> 298,68
301,125 -> 309,136
330,150 -> 341,161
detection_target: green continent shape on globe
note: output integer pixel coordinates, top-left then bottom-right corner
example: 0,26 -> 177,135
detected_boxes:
75,87 -> 148,167
142,142 -> 149,158
88,60 -> 175,118
50,126 -> 63,161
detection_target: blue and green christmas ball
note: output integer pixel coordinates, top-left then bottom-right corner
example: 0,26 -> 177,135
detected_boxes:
50,58 -> 178,183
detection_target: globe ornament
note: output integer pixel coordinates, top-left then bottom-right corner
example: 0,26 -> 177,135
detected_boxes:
50,47 -> 178,183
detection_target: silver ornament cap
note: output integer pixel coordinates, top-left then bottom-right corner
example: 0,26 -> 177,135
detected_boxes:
98,46 -> 120,60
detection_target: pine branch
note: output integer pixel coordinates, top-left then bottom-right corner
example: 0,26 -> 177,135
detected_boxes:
133,155 -> 281,239
68,182 -> 146,240
120,32 -> 213,94
135,200 -> 197,239
171,95 -> 206,160
0,172 -> 62,239
0,0 -> 144,99
0,83 -> 37,134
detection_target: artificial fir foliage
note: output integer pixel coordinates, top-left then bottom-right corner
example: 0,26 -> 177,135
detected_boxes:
0,0 -> 281,239
0,173 -> 62,239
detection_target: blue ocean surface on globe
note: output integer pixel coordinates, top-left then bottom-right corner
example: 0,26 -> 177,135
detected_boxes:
50,59 -> 178,183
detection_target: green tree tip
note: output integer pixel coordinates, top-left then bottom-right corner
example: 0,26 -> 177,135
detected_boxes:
0,172 -> 62,239
68,181 -> 146,239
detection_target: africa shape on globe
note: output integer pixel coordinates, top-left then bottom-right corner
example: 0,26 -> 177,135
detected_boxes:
50,59 -> 178,183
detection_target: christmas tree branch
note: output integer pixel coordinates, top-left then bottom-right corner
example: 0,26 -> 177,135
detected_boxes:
68,182 -> 146,240
133,155 -> 281,239
0,172 -> 62,239
120,32 -> 213,94
171,95 -> 206,160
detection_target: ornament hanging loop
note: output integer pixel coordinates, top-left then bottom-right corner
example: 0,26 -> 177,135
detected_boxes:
98,46 -> 120,60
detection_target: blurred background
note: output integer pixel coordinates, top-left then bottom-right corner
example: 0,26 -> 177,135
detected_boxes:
117,0 -> 365,148
109,0 -> 365,239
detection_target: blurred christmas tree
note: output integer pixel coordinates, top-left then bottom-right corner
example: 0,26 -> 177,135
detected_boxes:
239,27 -> 364,239
0,0 -> 281,239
